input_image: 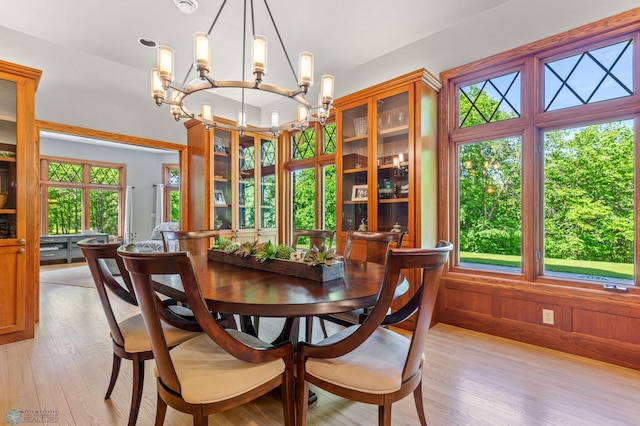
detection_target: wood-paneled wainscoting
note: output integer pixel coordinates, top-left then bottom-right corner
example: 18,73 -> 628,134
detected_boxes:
439,274 -> 640,371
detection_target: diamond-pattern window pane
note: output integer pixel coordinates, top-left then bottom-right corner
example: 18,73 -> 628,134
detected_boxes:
459,71 -> 521,128
544,39 -> 633,111
323,123 -> 336,154
261,139 -> 276,167
241,145 -> 255,171
48,162 -> 82,183
90,167 -> 120,185
169,169 -> 180,185
292,128 -> 316,160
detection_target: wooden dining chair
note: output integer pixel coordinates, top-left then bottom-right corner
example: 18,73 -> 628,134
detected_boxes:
161,229 -> 230,254
296,241 -> 453,426
317,230 -> 407,338
161,228 -> 238,328
77,239 -> 201,426
292,229 -> 336,251
117,244 -> 295,426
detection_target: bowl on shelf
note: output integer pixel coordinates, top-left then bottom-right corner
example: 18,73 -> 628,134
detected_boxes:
0,193 -> 7,209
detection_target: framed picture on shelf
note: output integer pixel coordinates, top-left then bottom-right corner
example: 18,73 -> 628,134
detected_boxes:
213,189 -> 226,205
213,136 -> 228,153
351,184 -> 368,201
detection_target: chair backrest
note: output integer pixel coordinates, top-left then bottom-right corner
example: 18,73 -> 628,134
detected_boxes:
118,244 -> 290,396
77,238 -> 138,348
292,229 -> 336,251
325,242 -> 453,382
161,229 -> 228,255
343,230 -> 407,264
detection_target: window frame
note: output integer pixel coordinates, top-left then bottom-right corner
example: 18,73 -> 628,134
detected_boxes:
40,156 -> 126,237
442,22 -> 640,289
162,163 -> 180,222
282,118 -> 336,244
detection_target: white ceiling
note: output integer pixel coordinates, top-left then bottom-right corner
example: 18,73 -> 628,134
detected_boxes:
0,0 -> 509,108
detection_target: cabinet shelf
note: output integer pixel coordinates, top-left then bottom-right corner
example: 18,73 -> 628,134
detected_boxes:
0,156 -> 16,163
343,200 -> 368,205
0,115 -> 16,123
344,167 -> 367,174
378,125 -> 408,137
378,162 -> 409,170
343,134 -> 368,143
0,209 -> 16,214
378,198 -> 409,204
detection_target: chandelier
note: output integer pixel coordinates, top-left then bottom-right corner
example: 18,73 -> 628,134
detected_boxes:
150,0 -> 335,133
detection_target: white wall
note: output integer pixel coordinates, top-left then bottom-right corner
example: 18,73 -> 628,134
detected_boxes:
2,2 -> 637,136
40,136 -> 179,241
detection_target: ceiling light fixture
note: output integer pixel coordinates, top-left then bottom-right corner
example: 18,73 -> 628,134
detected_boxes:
151,0 -> 335,133
173,0 -> 198,14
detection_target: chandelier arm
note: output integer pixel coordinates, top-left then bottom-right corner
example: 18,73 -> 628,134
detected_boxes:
206,0 -> 228,36
241,0 -> 248,118
262,0 -> 298,85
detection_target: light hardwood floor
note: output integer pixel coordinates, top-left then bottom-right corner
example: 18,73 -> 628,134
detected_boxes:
1,279 -> 639,425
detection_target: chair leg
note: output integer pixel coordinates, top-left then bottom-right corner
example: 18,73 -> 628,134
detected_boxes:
104,352 -> 122,399
319,318 -> 328,338
378,400 -> 393,426
282,370 -> 295,426
155,392 -> 167,426
413,381 -> 427,425
128,358 -> 145,426
296,363 -> 310,425
193,408 -> 207,426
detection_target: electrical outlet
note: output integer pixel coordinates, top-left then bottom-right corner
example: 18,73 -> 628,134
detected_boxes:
542,309 -> 554,325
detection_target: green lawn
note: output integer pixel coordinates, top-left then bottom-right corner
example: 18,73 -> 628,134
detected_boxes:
460,251 -> 633,280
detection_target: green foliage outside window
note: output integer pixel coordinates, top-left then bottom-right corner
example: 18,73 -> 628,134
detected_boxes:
89,189 -> 119,235
458,138 -> 522,260
170,190 -> 180,222
47,187 -> 82,234
293,168 -> 315,230
544,121 -> 634,265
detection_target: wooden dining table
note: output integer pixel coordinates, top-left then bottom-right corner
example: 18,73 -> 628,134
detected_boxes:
152,252 -> 391,341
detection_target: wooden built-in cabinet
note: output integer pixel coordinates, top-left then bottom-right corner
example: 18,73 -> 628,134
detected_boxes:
186,119 -> 277,243
333,70 -> 440,327
0,60 -> 41,344
335,69 -> 441,252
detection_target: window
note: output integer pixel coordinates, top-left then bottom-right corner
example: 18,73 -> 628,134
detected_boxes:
458,136 -> 522,271
543,120 -> 634,283
445,31 -> 639,287
41,158 -> 125,236
260,139 -> 276,228
285,121 -> 336,241
163,164 -> 180,222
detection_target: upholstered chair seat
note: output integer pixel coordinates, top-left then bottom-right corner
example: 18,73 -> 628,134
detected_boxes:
117,314 -> 199,353
158,332 -> 285,404
305,326 -> 424,394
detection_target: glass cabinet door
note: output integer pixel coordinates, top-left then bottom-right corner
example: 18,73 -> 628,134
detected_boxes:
0,78 -> 17,241
237,133 -> 256,239
212,129 -> 232,230
341,103 -> 369,232
258,137 -> 277,242
375,91 -> 409,233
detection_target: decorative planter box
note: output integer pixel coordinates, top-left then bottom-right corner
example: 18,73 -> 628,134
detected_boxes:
208,249 -> 344,282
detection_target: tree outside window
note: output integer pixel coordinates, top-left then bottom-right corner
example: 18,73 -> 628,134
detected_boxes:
41,158 -> 124,236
